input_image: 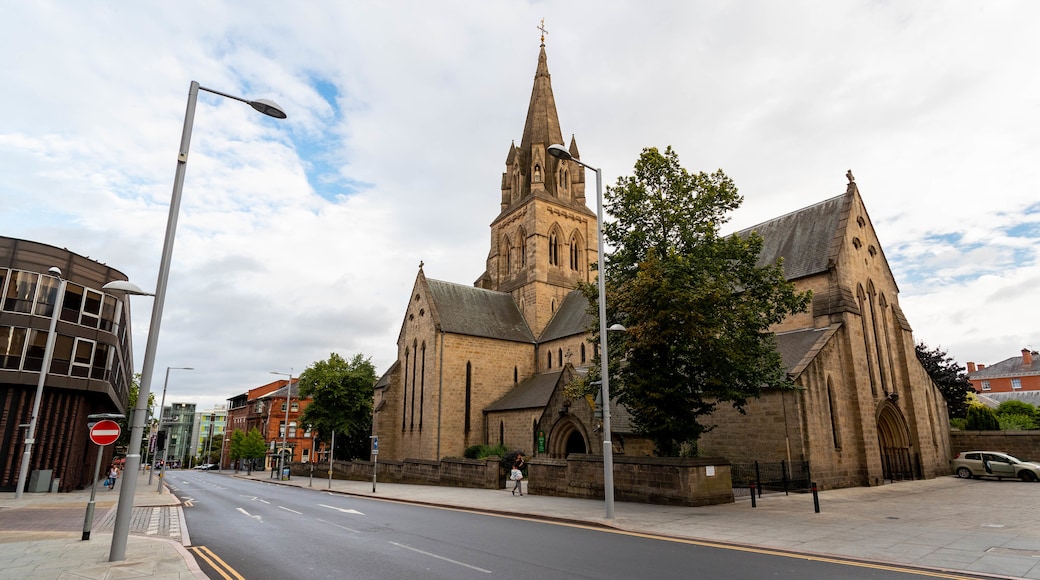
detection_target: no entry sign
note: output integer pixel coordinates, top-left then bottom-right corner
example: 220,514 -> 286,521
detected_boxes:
89,420 -> 121,446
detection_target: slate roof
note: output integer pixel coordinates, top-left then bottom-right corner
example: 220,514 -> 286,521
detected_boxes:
774,324 -> 841,378
485,370 -> 563,412
257,380 -> 299,400
539,290 -> 591,342
737,193 -> 847,281
427,279 -> 535,343
969,354 -> 1040,379
977,391 -> 1040,407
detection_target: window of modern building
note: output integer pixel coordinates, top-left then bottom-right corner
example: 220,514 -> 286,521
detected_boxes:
3,270 -> 39,314
34,275 -> 61,317
1012,378 -> 1022,390
60,283 -> 84,323
71,337 -> 94,378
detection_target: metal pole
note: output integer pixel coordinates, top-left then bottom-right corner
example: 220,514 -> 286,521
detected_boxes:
109,82 -> 199,562
592,165 -> 615,520
328,430 -> 335,489
15,273 -> 66,499
82,444 -> 104,540
150,368 -> 172,486
283,370 -> 292,479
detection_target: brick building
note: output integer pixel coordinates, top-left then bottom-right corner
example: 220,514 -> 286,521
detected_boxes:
372,39 -> 952,490
967,349 -> 1040,393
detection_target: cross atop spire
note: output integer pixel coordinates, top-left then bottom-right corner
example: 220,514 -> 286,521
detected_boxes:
538,18 -> 548,46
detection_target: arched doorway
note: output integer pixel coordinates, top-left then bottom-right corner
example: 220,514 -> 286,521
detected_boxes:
547,418 -> 589,459
877,402 -> 915,481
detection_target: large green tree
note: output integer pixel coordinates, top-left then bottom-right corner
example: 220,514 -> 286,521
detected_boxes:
584,146 -> 811,457
240,427 -> 268,474
299,353 -> 377,460
914,342 -> 974,419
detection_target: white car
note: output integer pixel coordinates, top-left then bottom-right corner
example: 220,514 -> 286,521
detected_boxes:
194,463 -> 217,470
951,451 -> 1040,482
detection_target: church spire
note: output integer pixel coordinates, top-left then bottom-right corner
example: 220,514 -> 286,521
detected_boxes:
519,43 -> 564,152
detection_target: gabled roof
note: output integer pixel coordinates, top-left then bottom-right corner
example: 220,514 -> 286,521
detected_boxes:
969,354 -> 1040,379
737,192 -> 848,280
485,370 -> 564,412
374,360 -> 398,391
775,324 -> 842,378
538,290 -> 590,342
427,279 -> 535,343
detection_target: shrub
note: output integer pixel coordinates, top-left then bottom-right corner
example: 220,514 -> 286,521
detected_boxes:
996,400 -> 1036,418
463,445 -> 483,459
998,414 -> 1038,431
949,418 -> 968,430
965,405 -> 1000,430
463,443 -> 508,460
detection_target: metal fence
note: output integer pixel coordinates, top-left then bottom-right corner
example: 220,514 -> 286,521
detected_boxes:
731,460 -> 811,497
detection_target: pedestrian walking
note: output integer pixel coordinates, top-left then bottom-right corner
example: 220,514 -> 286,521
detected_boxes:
511,452 -> 525,496
108,465 -> 119,490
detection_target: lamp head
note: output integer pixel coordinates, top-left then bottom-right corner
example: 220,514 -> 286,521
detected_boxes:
102,280 -> 155,296
546,144 -> 572,161
249,98 -> 288,119
48,267 -> 63,277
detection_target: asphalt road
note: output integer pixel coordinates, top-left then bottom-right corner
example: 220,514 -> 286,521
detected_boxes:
170,471 -> 969,579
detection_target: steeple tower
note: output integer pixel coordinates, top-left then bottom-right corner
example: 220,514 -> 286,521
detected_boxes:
477,34 -> 597,338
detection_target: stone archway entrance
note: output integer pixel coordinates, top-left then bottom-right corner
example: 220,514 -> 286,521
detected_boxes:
877,402 -> 915,481
547,418 -> 589,458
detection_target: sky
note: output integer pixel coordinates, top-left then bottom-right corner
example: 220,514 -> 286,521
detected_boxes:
2,1 -> 1038,411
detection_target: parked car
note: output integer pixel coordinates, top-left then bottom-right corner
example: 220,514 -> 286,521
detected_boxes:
951,451 -> 1040,482
194,463 -> 217,470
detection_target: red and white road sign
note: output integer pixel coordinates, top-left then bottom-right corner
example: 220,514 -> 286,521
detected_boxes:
89,420 -> 121,446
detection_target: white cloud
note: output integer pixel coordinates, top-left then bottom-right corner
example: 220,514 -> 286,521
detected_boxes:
2,1 -> 1038,409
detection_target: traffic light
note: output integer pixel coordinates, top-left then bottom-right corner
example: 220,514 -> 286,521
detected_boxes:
156,431 -> 167,451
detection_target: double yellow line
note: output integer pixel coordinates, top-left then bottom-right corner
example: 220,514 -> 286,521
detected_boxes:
187,546 -> 245,580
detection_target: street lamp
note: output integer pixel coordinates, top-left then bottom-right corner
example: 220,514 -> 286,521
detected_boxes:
155,367 -> 194,491
547,143 -> 616,519
15,267 -> 67,500
108,81 -> 286,563
270,370 -> 294,479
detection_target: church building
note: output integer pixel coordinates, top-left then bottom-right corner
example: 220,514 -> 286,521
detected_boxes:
372,38 -> 952,490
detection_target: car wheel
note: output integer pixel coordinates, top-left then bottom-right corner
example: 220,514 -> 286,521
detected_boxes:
1019,471 -> 1038,482
956,467 -> 973,479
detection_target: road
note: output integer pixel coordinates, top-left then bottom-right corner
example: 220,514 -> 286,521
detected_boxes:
170,471 -> 975,579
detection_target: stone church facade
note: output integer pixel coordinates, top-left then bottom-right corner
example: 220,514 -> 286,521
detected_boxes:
372,40 -> 952,490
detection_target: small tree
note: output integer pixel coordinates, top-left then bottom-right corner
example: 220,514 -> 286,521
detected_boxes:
229,429 -> 245,472
965,405 -> 1000,431
995,400 -> 1038,430
241,427 -> 269,474
915,343 -> 973,419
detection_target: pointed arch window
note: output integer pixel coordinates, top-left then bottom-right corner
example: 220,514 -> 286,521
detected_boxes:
547,352 -> 552,369
504,235 -> 513,273
419,341 -> 427,431
558,348 -> 563,367
410,339 -> 418,431
580,343 -> 586,364
465,362 -> 472,433
569,233 -> 582,271
827,377 -> 842,449
402,347 -> 410,431
518,227 -> 528,267
548,230 -> 560,266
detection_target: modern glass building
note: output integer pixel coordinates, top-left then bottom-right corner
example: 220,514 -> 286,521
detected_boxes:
0,236 -> 136,491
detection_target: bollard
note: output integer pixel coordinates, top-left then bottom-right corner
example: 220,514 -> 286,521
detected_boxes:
811,481 -> 820,513
750,483 -> 757,508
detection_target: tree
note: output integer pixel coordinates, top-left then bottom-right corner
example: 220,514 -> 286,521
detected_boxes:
914,343 -> 974,419
583,146 -> 811,456
240,427 -> 268,474
299,353 -> 377,460
117,373 -> 155,452
965,405 -> 1000,431
229,429 -> 245,471
995,400 -> 1038,430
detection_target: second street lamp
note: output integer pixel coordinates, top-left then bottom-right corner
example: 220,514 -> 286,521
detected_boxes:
109,81 -> 286,563
547,143 -> 616,519
155,366 -> 194,491
270,369 -> 294,480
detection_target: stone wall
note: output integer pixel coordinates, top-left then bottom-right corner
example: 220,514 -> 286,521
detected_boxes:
291,456 -> 503,489
950,431 -> 1040,462
528,454 -> 733,507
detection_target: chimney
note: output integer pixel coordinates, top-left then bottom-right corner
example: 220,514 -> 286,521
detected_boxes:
967,362 -> 976,373
1023,349 -> 1033,367
978,364 -> 985,370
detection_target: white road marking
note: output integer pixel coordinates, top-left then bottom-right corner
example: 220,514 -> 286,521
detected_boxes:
319,504 -> 364,515
236,507 -> 262,522
278,506 -> 302,514
388,541 -> 492,574
316,518 -> 360,533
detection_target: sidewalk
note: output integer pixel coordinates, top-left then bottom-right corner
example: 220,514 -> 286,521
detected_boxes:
0,471 -> 205,579
4,468 -> 1040,579
239,470 -> 1040,579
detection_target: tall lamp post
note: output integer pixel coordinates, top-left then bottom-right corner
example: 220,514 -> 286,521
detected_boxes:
155,366 -> 193,491
270,370 -> 294,479
15,267 -> 67,500
108,81 -> 286,563
547,143 -> 615,519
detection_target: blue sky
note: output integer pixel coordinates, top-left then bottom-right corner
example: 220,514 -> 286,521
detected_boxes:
2,1 -> 1038,408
